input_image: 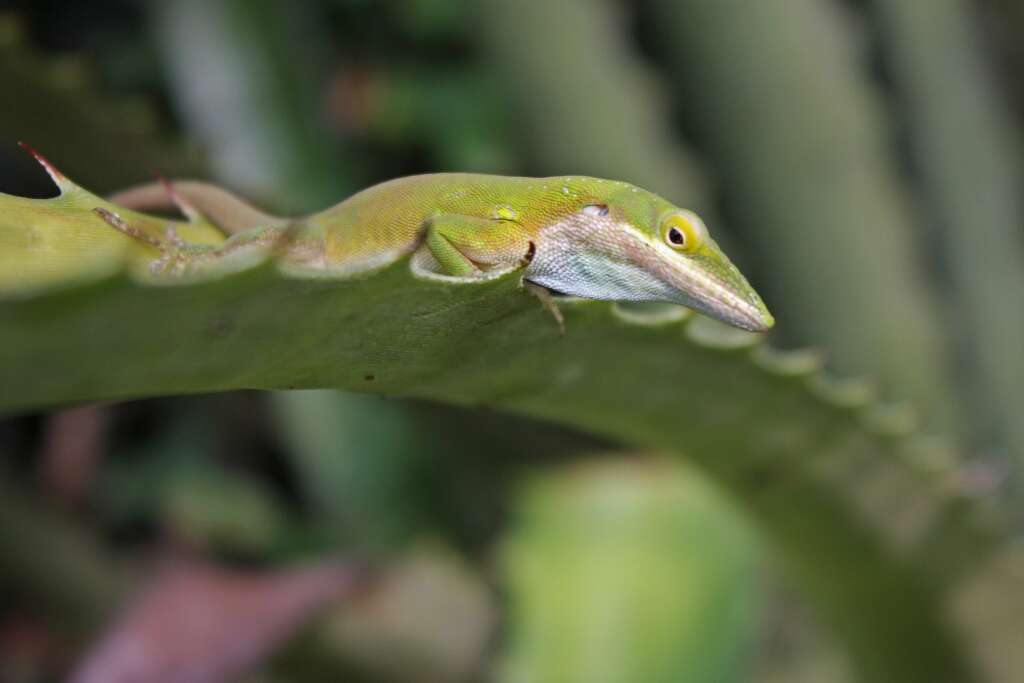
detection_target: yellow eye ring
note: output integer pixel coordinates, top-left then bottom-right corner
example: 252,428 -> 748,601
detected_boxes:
661,210 -> 707,253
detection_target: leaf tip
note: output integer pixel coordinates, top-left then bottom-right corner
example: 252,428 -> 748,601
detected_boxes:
610,302 -> 691,327
860,401 -> 919,438
750,345 -> 824,377
17,140 -> 71,193
807,373 -> 877,409
901,435 -> 959,475
685,315 -> 761,351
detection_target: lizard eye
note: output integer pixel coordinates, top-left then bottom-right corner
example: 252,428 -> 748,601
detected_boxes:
582,204 -> 609,217
661,210 -> 707,253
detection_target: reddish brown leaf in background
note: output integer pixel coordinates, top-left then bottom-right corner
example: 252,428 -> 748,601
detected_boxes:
69,559 -> 360,683
38,404 -> 111,507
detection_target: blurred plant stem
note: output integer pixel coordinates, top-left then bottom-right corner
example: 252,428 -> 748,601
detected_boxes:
474,0 -> 715,226
867,0 -> 1024,503
271,391 -> 427,546
151,0 -> 350,212
499,459 -> 759,683
648,0 -> 956,426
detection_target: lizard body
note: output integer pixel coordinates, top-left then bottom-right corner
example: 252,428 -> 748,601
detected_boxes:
101,171 -> 773,331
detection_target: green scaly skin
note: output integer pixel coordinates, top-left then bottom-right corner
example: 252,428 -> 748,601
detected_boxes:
100,171 -> 774,332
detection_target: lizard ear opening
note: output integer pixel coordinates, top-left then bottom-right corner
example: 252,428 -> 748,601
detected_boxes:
581,204 -> 609,217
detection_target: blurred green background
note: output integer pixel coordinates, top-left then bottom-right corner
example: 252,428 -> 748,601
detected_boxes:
1,0 -> 1022,681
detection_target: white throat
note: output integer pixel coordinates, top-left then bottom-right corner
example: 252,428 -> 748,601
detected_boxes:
524,216 -> 678,301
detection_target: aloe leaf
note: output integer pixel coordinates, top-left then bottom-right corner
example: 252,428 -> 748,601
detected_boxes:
0,179 -> 1000,681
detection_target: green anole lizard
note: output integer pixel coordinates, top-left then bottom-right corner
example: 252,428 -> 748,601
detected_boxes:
22,145 -> 773,332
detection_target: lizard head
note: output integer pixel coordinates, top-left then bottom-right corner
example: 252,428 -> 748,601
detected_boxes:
524,180 -> 774,332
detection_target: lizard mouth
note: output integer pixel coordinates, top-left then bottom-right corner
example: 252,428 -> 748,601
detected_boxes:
674,275 -> 773,332
632,236 -> 774,332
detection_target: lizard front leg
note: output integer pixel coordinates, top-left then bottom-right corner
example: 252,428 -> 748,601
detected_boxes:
422,213 -> 533,277
422,214 -> 562,331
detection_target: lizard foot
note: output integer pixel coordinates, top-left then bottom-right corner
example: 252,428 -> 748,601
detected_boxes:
93,207 -> 207,276
524,281 -> 565,335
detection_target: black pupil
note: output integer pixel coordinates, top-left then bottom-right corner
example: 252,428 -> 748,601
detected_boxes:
669,228 -> 685,245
